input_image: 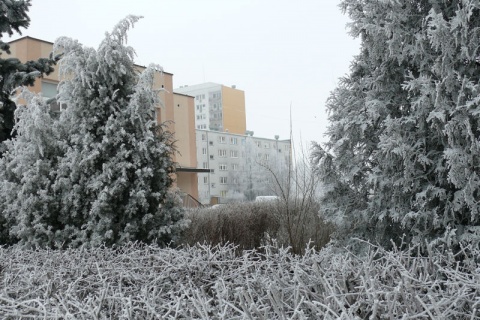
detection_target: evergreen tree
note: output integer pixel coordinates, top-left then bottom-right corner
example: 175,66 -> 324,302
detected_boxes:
0,0 -> 57,153
0,90 -> 61,246
1,16 -> 187,248
313,0 -> 480,250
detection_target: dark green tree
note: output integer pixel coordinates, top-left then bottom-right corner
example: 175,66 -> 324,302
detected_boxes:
313,0 -> 480,252
0,0 -> 57,152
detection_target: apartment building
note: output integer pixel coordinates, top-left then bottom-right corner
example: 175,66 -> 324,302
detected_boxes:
174,82 -> 246,135
196,129 -> 291,204
5,36 -> 206,202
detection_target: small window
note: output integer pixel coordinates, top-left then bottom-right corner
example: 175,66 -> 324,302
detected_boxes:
210,155 -> 214,160
219,164 -> 227,171
202,148 -> 207,155
209,141 -> 214,146
219,136 -> 226,143
220,177 -> 228,184
203,176 -> 208,184
220,190 -> 227,197
230,150 -> 238,158
218,150 -> 227,157
230,137 -> 238,145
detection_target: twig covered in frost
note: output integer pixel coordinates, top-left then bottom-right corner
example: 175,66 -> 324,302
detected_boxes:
0,241 -> 478,319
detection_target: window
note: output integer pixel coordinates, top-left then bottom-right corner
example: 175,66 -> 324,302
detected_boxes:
255,141 -> 261,148
218,149 -> 227,157
233,178 -> 239,184
203,176 -> 208,184
220,177 -> 228,184
41,81 -> 58,98
202,162 -> 208,169
202,114 -> 206,119
211,183 -> 216,188
210,155 -> 214,160
230,137 -> 238,145
219,136 -> 226,143
264,143 -> 270,149
264,154 -> 270,161
220,190 -> 227,198
202,134 -> 206,141
209,141 -> 214,146
232,164 -> 239,171
202,148 -> 207,155
219,164 -> 227,171
230,150 -> 238,158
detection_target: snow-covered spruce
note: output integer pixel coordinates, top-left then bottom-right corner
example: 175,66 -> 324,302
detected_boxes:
312,1 -> 480,251
0,16 -> 187,248
0,242 -> 478,319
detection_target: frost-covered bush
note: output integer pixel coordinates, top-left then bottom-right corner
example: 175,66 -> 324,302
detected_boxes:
0,241 -> 478,318
181,202 -> 279,251
181,201 -> 332,253
0,16 -> 186,248
313,0 -> 480,251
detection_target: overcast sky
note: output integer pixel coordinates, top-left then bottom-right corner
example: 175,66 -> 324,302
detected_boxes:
13,0 -> 360,148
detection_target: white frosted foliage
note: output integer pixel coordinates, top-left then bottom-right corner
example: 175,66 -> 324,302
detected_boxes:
312,1 -> 480,251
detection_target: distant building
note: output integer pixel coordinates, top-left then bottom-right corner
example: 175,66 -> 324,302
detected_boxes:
174,83 -> 246,135
5,36 -> 207,204
196,129 -> 291,204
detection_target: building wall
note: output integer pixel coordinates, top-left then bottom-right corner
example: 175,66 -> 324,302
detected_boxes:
221,85 -> 246,135
174,82 -> 246,135
196,129 -> 291,204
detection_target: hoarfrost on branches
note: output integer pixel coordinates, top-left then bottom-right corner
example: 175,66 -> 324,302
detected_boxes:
0,16 -> 185,248
313,0 -> 480,251
0,241 -> 478,318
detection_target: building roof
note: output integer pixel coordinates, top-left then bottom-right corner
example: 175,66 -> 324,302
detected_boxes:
8,36 -> 174,76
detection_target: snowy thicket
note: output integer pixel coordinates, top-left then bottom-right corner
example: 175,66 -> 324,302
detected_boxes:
0,242 -> 478,319
313,0 -> 480,250
0,0 -> 57,152
0,16 -> 186,248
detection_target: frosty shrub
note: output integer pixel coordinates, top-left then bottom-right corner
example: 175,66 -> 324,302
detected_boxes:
181,202 -> 279,251
181,201 -> 332,253
313,1 -> 480,251
0,16 -> 187,248
0,241 -> 478,318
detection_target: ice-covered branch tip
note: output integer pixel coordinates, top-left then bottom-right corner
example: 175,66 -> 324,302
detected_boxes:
108,15 -> 144,45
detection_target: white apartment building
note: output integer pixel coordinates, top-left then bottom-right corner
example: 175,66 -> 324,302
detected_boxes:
174,82 -> 246,135
196,129 -> 291,204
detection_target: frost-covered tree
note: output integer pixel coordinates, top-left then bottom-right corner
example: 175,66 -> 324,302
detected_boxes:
1,16 -> 187,248
0,90 -> 61,246
312,0 -> 480,250
0,0 -> 57,153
